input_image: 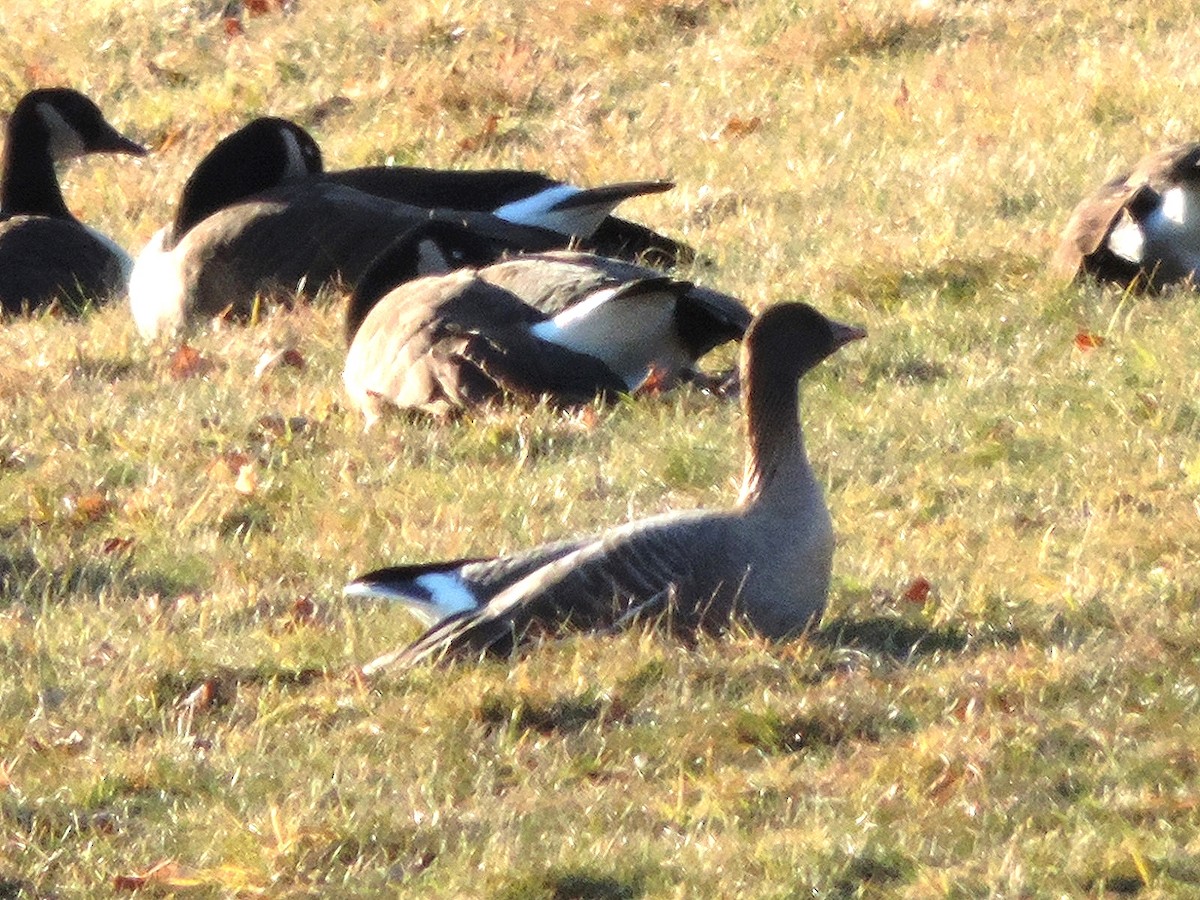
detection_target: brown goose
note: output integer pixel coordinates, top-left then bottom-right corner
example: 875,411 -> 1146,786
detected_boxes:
345,302 -> 865,671
128,117 -> 680,339
0,88 -> 146,314
1053,143 -> 1200,290
341,221 -> 750,421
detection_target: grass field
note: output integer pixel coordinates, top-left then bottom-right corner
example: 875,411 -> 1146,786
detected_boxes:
3,0 -> 1200,895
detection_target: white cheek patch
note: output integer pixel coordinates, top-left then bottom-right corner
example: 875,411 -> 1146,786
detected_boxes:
37,103 -> 85,161
416,238 -> 453,274
278,127 -> 311,181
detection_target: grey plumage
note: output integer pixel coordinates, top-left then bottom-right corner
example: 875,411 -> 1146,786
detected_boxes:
348,302 -> 866,672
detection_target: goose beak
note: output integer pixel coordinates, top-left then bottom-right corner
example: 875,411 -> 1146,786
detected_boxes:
99,128 -> 148,157
829,320 -> 867,348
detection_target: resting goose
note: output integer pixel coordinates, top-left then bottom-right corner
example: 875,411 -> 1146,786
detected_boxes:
1053,143 -> 1200,290
0,88 -> 146,314
129,117 -> 683,339
342,220 -> 750,421
346,301 -> 865,671
331,167 -> 692,266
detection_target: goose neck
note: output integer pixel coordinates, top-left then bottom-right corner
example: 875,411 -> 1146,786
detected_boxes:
1,116 -> 70,219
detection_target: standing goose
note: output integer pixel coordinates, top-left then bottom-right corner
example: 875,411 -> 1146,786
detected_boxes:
342,221 -> 750,421
0,88 -> 146,315
1053,143 -> 1200,290
129,117 -> 682,339
346,302 -> 865,671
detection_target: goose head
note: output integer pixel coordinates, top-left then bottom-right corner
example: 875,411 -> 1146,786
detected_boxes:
345,219 -> 515,343
2,88 -> 146,218
167,116 -> 323,245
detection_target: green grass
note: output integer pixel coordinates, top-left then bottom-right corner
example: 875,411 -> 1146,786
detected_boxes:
4,0 -> 1200,895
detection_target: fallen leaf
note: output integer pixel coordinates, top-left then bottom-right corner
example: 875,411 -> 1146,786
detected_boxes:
113,859 -> 181,892
102,536 -> 136,554
68,491 -> 112,523
168,343 -> 216,380
1074,330 -> 1104,351
635,364 -> 672,397
291,596 -> 315,623
208,452 -> 253,483
720,115 -> 761,138
894,77 -> 910,112
223,16 -> 245,37
901,576 -> 932,604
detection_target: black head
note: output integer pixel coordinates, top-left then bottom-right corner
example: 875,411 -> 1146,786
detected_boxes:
8,87 -> 146,160
345,219 -> 507,343
170,116 -> 322,240
741,302 -> 866,383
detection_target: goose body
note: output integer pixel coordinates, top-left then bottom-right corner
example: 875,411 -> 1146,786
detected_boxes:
342,221 -> 750,421
346,302 -> 865,670
129,117 -> 683,338
1054,143 -> 1200,290
0,88 -> 146,314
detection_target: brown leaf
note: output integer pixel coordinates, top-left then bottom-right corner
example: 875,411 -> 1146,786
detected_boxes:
223,16 -> 245,37
207,452 -> 253,483
720,115 -> 761,138
69,491 -> 112,523
168,343 -> 216,380
901,576 -> 932,605
1074,330 -> 1104,351
113,859 -> 179,892
894,78 -> 911,113
102,536 -> 136,554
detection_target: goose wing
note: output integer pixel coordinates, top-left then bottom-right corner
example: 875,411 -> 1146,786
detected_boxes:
371,510 -> 736,670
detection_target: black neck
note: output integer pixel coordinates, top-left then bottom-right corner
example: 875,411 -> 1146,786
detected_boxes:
0,107 -> 71,219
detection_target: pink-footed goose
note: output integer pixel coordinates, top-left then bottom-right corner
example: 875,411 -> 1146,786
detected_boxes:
345,302 -> 865,671
128,117 -> 680,339
0,88 -> 146,314
341,221 -> 750,421
1053,143 -> 1200,290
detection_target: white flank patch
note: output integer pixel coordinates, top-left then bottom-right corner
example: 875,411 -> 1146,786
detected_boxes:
343,573 -> 479,627
128,227 -> 188,340
1107,215 -> 1145,264
494,184 -> 609,237
529,285 -> 680,389
1162,186 -> 1187,226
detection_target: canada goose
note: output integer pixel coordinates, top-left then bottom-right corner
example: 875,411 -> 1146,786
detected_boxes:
0,88 -> 146,314
331,167 -> 692,266
342,220 -> 750,421
1053,143 -> 1200,290
129,117 -> 683,339
346,302 -> 866,671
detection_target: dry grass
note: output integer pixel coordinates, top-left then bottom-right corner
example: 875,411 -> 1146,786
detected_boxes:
3,0 -> 1200,896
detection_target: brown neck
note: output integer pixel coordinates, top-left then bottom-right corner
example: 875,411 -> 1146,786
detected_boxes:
737,361 -> 804,507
